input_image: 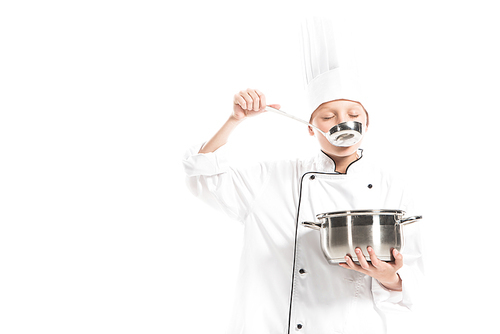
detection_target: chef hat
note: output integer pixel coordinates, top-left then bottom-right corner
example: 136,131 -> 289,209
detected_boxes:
301,16 -> 365,115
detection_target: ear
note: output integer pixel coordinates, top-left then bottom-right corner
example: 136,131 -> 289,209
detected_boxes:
308,125 -> 315,136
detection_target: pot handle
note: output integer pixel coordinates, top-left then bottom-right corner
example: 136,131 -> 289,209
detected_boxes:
302,221 -> 322,230
398,215 -> 422,225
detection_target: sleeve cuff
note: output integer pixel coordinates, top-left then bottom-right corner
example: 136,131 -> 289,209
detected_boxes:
372,277 -> 404,307
182,143 -> 230,177
372,266 -> 414,313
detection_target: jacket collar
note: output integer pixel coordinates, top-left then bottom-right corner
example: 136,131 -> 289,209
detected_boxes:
315,148 -> 364,174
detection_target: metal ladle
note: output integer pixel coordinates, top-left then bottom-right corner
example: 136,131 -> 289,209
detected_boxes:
265,106 -> 363,147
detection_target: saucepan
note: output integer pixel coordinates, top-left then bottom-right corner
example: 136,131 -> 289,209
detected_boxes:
265,106 -> 363,147
302,210 -> 421,264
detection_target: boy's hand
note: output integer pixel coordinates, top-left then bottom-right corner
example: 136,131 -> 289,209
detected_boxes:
232,88 -> 281,120
339,247 -> 403,291
198,88 -> 280,154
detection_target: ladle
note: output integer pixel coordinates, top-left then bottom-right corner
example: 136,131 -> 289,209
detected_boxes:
265,106 -> 363,147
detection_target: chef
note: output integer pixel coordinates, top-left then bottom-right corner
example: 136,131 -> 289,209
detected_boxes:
183,17 -> 423,334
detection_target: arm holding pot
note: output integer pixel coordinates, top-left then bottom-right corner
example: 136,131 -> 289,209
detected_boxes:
339,247 -> 403,291
338,177 -> 424,312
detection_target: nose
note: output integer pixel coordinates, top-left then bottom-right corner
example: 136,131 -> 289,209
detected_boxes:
336,114 -> 348,125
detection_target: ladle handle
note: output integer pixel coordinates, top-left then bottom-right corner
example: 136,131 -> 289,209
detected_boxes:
266,106 -> 326,135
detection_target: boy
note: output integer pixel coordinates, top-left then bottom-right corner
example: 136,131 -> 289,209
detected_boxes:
183,18 -> 422,334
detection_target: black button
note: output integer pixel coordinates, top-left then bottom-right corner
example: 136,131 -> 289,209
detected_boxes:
310,175 -> 315,180
297,323 -> 303,330
368,184 -> 373,189
299,269 -> 306,275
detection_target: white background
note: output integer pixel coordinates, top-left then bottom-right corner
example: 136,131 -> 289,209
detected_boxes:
1,1 -> 499,333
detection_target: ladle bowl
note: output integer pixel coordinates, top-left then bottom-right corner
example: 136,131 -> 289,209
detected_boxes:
266,106 -> 363,147
327,121 -> 363,147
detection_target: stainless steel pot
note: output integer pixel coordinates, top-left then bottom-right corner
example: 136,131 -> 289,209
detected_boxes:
302,210 -> 421,264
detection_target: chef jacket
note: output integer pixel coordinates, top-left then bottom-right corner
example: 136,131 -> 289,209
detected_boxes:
183,144 -> 423,334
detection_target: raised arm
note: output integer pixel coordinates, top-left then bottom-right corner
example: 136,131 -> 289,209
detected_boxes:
198,88 -> 280,154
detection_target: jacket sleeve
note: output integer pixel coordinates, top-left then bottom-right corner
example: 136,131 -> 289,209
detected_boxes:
371,178 -> 424,313
371,222 -> 423,312
182,143 -> 273,222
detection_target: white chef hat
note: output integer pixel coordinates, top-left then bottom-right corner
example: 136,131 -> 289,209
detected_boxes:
301,16 -> 365,115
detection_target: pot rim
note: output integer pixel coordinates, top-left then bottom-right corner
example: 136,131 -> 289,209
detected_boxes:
316,209 -> 405,220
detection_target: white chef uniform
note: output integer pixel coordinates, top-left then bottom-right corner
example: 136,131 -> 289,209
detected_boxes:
183,15 -> 423,334
183,145 -> 423,334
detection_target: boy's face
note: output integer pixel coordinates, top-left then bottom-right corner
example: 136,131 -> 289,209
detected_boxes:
308,99 -> 369,158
